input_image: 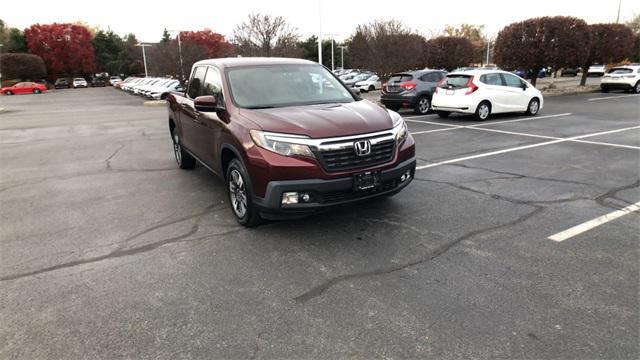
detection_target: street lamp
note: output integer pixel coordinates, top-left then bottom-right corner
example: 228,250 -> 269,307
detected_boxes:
324,33 -> 338,71
0,44 -> 3,85
168,30 -> 185,81
136,43 -> 152,77
317,0 -> 323,65
338,45 -> 346,70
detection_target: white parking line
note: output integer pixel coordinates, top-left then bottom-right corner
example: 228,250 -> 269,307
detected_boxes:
548,201 -> 640,242
470,113 -> 572,127
415,125 -> 640,170
587,94 -> 640,102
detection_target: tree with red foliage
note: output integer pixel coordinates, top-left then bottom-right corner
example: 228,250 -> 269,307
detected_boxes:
24,23 -> 96,78
179,29 -> 234,59
579,24 -> 635,86
494,17 -> 591,86
425,36 -> 474,71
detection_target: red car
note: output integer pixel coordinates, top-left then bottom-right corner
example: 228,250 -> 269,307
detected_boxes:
167,58 -> 416,226
1,82 -> 47,95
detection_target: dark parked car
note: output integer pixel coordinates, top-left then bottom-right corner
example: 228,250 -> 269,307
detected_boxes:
561,68 -> 578,77
91,78 -> 106,87
54,78 -> 70,89
380,70 -> 447,114
166,57 -> 416,226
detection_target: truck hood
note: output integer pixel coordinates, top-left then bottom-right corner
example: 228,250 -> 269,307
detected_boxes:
238,100 -> 394,138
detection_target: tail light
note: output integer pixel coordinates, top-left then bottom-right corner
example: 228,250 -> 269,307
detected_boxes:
464,76 -> 478,95
399,82 -> 417,91
435,78 -> 446,94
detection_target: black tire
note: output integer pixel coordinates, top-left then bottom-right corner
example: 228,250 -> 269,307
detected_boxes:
226,158 -> 262,227
368,85 -> 375,92
171,131 -> 196,169
634,81 -> 640,94
436,111 -> 450,118
601,87 -> 609,93
33,89 -> 41,94
525,98 -> 540,116
474,101 -> 491,121
5,91 -> 13,95
414,96 -> 430,115
385,105 -> 400,112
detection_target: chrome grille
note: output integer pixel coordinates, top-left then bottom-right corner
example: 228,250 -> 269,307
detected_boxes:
315,134 -> 395,172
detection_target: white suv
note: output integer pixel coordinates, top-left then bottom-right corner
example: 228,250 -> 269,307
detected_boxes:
600,65 -> 640,93
432,70 -> 543,120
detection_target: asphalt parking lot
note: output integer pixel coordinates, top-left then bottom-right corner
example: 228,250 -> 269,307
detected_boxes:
1,87 -> 639,359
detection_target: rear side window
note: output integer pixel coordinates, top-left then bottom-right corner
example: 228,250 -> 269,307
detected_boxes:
607,68 -> 633,74
440,75 -> 471,89
502,73 -> 524,88
389,74 -> 413,83
480,73 -> 504,86
187,66 -> 207,99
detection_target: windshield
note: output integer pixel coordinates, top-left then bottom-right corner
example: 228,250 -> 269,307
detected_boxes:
227,64 -> 355,109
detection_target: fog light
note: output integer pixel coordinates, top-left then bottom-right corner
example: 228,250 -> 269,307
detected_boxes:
300,193 -> 311,202
282,192 -> 299,205
400,171 -> 411,182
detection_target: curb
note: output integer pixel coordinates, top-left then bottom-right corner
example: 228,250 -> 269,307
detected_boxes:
143,100 -> 166,107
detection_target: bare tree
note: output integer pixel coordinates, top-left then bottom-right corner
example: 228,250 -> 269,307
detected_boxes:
232,14 -> 301,57
346,20 -> 426,76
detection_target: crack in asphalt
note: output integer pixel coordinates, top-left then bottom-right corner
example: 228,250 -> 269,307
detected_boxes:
594,179 -> 640,210
293,175 -> 639,304
293,206 -> 543,304
105,143 -> 125,170
0,204 -> 224,282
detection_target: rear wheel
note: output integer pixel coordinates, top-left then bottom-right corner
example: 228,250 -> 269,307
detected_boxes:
368,85 -> 375,92
525,98 -> 540,115
226,159 -> 262,227
474,101 -> 491,121
414,96 -> 430,115
171,131 -> 196,169
436,111 -> 450,118
601,87 -> 609,93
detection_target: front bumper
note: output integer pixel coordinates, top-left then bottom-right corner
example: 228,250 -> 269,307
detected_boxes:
253,157 -> 416,219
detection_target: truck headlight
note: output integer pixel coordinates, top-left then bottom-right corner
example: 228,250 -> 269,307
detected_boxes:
390,113 -> 408,144
250,130 -> 315,158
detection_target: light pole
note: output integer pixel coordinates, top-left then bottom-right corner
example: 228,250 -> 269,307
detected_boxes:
168,30 -> 185,81
331,39 -> 334,71
136,43 -> 152,77
338,46 -> 346,70
317,0 -> 322,65
616,0 -> 622,23
0,44 -> 3,85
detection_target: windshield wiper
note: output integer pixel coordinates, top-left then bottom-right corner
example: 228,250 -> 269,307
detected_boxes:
245,105 -> 276,109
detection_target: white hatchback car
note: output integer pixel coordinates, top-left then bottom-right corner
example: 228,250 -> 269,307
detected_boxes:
72,78 -> 88,88
355,75 -> 381,92
600,65 -> 640,93
431,70 -> 543,120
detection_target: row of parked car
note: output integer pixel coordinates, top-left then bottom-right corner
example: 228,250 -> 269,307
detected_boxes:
333,69 -> 382,92
115,77 -> 185,100
378,64 -> 640,117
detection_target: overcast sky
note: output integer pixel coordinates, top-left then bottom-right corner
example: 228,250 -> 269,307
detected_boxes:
3,0 -> 638,42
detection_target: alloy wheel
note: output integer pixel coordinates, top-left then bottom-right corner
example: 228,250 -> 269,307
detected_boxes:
478,103 -> 490,119
529,100 -> 539,115
418,97 -> 430,114
229,169 -> 247,218
172,133 -> 182,165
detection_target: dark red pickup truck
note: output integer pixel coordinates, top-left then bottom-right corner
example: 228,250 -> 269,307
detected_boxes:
167,57 -> 415,226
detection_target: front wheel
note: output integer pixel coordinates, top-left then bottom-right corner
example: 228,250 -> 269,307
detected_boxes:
4,91 -> 13,95
634,81 -> 640,94
33,89 -> 41,94
525,98 -> 540,115
171,132 -> 196,169
414,96 -> 431,115
226,159 -> 262,227
474,101 -> 491,121
601,87 -> 609,93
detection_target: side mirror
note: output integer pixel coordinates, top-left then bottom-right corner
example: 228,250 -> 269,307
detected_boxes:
194,95 -> 223,112
522,83 -> 528,91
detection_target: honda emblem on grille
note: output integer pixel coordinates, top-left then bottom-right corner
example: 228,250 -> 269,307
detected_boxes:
354,140 -> 371,156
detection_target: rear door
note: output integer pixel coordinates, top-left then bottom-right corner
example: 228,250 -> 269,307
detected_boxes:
479,73 -> 508,112
500,73 -> 530,111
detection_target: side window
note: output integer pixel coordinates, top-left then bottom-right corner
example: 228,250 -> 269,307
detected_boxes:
187,66 -> 207,99
202,66 -> 224,101
502,73 -> 524,88
481,73 -> 504,86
